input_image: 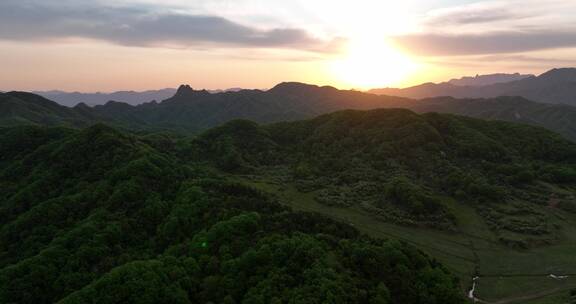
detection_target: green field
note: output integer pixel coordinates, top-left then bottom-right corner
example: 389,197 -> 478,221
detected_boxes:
238,177 -> 576,303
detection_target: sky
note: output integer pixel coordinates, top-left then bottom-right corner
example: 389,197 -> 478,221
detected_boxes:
1,0 -> 576,92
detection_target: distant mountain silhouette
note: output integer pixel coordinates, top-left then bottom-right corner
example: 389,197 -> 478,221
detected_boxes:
370,68 -> 576,105
35,88 -> 178,107
5,82 -> 576,141
35,87 -> 245,107
447,73 -> 533,86
87,83 -> 411,132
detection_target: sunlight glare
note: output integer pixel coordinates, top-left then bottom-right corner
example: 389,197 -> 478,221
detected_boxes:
331,38 -> 419,89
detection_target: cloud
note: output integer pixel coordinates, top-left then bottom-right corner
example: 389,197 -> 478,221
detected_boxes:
475,54 -> 576,65
0,0 -> 329,51
420,0 -> 575,31
392,0 -> 576,56
423,3 -> 523,27
426,53 -> 576,70
393,29 -> 576,56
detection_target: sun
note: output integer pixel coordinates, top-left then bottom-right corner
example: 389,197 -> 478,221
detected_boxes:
330,38 -> 419,89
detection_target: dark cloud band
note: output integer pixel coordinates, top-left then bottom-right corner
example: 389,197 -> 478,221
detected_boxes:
0,0 -> 324,50
393,30 -> 576,56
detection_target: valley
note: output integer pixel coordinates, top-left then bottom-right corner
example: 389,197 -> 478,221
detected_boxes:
243,178 -> 576,303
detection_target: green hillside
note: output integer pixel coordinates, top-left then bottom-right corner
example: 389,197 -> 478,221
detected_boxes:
3,107 -> 576,303
191,109 -> 576,247
187,109 -> 576,302
0,123 -> 463,304
411,96 -> 576,145
0,92 -> 96,127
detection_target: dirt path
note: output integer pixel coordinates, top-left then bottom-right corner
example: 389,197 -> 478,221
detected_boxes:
477,286 -> 569,304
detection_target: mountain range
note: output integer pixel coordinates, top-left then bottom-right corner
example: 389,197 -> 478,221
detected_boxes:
35,88 -> 178,107
370,68 -> 576,106
35,87 -> 244,107
4,79 -> 576,142
447,73 -> 533,87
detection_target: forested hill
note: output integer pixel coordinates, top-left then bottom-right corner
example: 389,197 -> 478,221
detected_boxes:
0,123 -> 464,304
0,92 -> 96,127
190,109 -> 576,246
411,96 -> 576,143
2,108 -> 576,302
199,109 -> 576,302
4,83 -> 576,142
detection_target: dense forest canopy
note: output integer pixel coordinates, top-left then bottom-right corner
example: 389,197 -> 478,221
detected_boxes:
0,121 -> 465,304
3,107 -> 576,303
189,109 -> 576,245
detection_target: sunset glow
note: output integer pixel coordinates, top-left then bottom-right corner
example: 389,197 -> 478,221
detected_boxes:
1,0 -> 576,92
331,39 -> 419,89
